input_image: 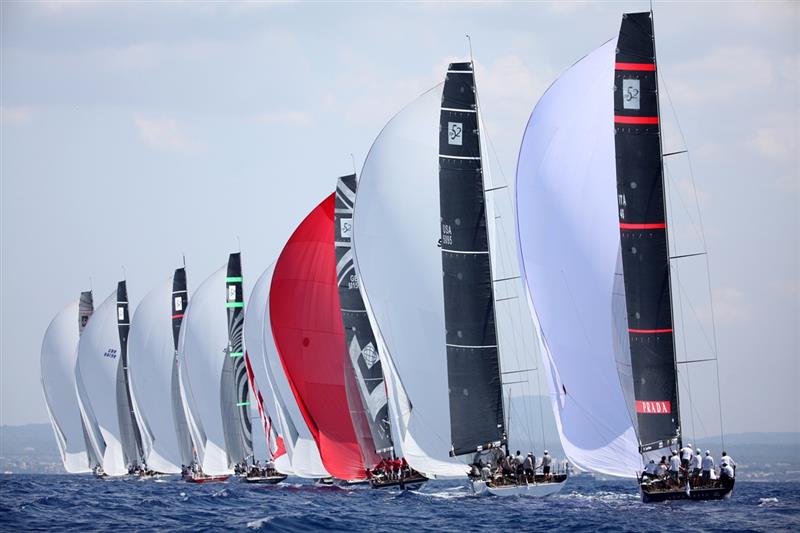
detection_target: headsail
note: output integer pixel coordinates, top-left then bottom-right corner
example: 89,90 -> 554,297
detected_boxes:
515,38 -> 642,478
352,85 -> 469,479
178,265 -> 232,476
41,299 -> 91,472
438,62 -> 505,457
270,194 -> 365,480
335,174 -> 392,463
127,276 -> 184,473
220,253 -> 254,466
75,287 -> 129,476
613,12 -> 680,461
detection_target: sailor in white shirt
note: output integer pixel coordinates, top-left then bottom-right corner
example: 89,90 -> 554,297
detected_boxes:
680,443 -> 694,468
669,451 -> 681,480
721,451 -> 736,471
701,450 -> 715,482
720,462 -> 735,480
691,449 -> 703,477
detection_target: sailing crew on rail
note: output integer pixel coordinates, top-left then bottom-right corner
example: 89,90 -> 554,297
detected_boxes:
721,451 -> 736,474
669,450 -> 681,481
691,448 -> 703,479
701,451 -> 715,482
680,443 -> 694,469
642,459 -> 658,479
720,461 -> 735,480
541,450 -> 552,478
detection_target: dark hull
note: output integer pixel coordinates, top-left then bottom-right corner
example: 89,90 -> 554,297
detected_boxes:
242,474 -> 288,484
369,474 -> 428,491
640,479 -> 735,503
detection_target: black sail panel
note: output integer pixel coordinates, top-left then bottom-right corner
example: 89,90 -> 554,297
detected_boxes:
614,12 -> 680,453
116,280 -> 144,467
439,62 -> 505,457
79,291 -> 93,335
170,267 -> 194,465
335,174 -> 394,459
222,252 -> 253,464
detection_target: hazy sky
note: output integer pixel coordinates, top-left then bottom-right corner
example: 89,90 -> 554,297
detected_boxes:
1,1 -> 797,439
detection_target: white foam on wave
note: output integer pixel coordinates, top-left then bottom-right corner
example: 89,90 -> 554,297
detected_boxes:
247,516 -> 275,529
758,497 -> 779,506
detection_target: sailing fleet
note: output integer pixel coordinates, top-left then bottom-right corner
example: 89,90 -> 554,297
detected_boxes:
39,11 -> 733,502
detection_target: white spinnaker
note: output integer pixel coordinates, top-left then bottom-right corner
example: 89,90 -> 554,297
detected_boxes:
244,264 -> 294,475
128,278 -> 182,473
75,290 -> 127,476
352,85 -> 469,479
515,39 -> 641,478
258,263 -> 329,478
40,300 -> 90,473
178,265 -> 231,476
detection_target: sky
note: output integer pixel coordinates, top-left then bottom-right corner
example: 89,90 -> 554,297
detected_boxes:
1,1 -> 798,441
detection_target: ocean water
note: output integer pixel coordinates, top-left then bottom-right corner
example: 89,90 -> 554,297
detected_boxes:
1,475 -> 798,532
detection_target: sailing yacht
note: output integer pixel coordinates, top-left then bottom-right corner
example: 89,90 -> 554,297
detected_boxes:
516,11 -> 733,502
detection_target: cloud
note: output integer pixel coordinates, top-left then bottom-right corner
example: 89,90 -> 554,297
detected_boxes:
748,124 -> 798,161
254,110 -> 311,127
133,114 -> 199,153
711,287 -> 751,326
1,106 -> 35,126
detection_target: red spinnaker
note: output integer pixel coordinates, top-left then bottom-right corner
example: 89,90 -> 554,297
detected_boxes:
270,194 -> 364,480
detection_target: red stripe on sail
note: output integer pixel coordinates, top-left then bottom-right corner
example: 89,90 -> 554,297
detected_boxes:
629,328 -> 673,334
615,116 -> 659,124
270,194 -> 365,481
619,222 -> 666,230
636,400 -> 671,414
615,62 -> 656,71
171,314 -> 184,319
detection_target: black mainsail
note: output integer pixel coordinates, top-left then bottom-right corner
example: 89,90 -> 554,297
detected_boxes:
614,12 -> 680,456
221,252 -> 253,466
115,280 -> 145,468
335,173 -> 394,461
170,267 -> 194,466
439,62 -> 505,457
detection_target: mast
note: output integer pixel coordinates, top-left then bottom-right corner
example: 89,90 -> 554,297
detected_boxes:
335,173 -> 394,463
614,11 -> 680,459
439,61 -> 505,457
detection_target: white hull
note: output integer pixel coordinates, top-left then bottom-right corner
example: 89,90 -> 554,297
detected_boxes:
471,479 -> 566,497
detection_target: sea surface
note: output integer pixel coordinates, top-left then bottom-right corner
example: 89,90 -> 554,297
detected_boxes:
1,474 -> 798,532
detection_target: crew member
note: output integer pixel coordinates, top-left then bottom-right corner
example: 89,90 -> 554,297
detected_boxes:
721,451 -> 736,475
669,450 -> 681,481
541,450 -> 552,478
701,450 -> 715,483
523,453 -> 534,482
680,443 -> 694,469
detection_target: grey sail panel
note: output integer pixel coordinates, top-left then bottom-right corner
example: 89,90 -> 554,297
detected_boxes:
115,280 -> 144,468
79,291 -> 93,334
77,290 -> 101,468
170,267 -> 194,466
614,12 -> 680,455
221,252 -> 253,466
335,174 -> 394,459
439,62 -> 505,457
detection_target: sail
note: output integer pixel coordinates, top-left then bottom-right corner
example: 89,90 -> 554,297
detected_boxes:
127,276 -> 183,473
270,194 -> 365,481
438,62 -> 505,457
75,290 -> 103,470
352,85 -> 470,479
243,265 -> 290,470
75,288 -> 128,476
115,281 -> 146,469
614,12 -> 680,459
335,174 -> 392,462
41,300 -> 91,472
515,38 -> 642,478
178,265 -> 232,475
170,268 -> 194,466
220,253 -> 254,466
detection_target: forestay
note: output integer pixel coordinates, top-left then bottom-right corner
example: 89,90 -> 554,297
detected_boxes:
516,39 -> 642,478
352,85 -> 470,479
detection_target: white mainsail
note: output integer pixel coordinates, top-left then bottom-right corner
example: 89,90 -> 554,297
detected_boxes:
178,265 -> 232,476
254,263 -> 329,478
243,264 -> 294,475
352,85 -> 469,479
75,289 -> 128,476
128,277 -> 182,473
40,300 -> 91,473
515,39 -> 642,478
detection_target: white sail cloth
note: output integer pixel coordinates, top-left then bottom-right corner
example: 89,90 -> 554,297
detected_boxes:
75,290 -> 127,476
244,264 -> 294,476
178,265 -> 232,476
352,85 -> 469,479
128,278 -> 182,473
516,39 -> 642,478
40,300 -> 91,473
249,263 -> 327,478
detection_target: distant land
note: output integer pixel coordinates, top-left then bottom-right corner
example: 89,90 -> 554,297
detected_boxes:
2,423 -> 798,481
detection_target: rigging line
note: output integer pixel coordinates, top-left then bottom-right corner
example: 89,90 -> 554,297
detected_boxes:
663,150 -> 688,158
676,358 -> 717,365
662,70 -> 725,450
670,252 -> 706,260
